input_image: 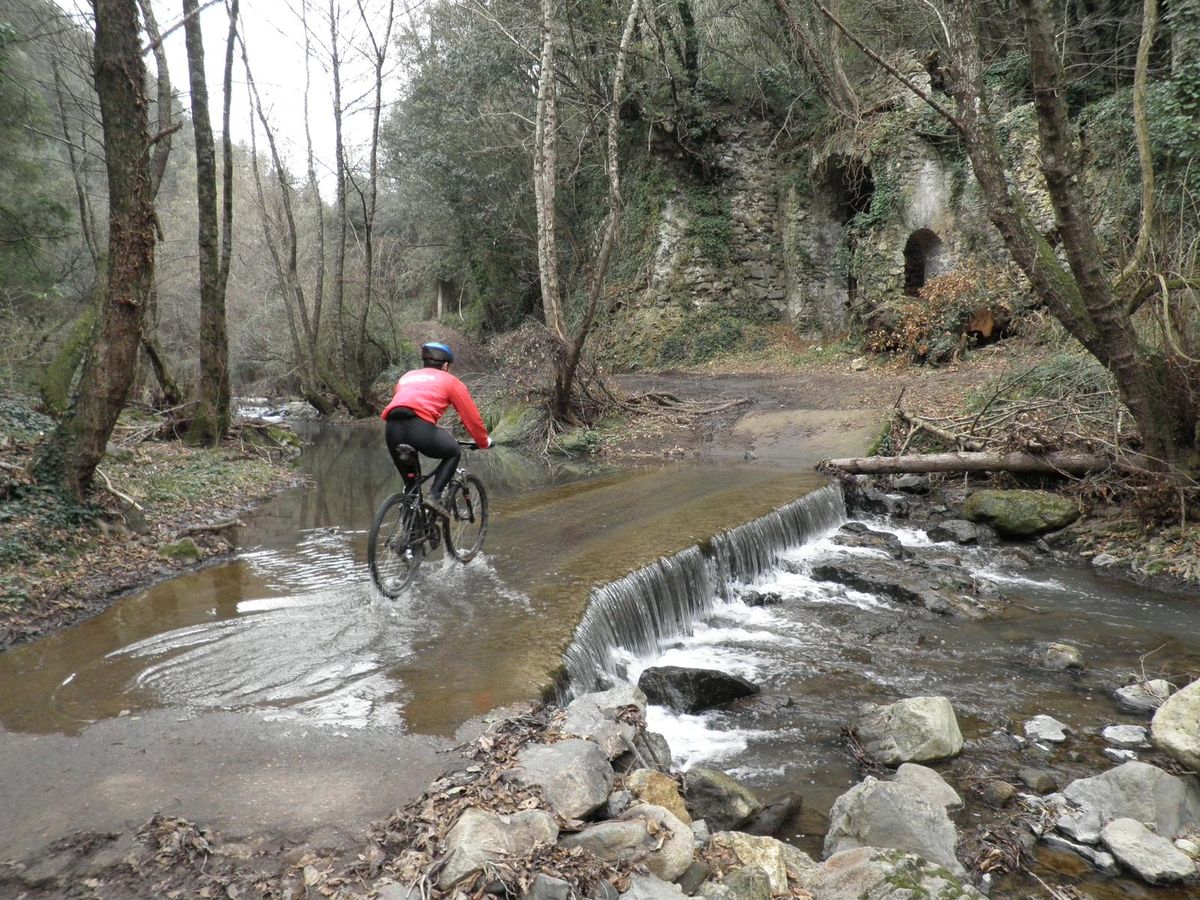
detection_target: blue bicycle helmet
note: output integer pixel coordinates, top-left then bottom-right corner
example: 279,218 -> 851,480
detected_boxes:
421,342 -> 455,364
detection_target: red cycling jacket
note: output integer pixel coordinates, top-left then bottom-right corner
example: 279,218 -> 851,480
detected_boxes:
380,367 -> 492,448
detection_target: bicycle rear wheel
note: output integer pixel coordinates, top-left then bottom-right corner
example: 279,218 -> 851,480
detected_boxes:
368,491 -> 424,596
444,474 -> 488,562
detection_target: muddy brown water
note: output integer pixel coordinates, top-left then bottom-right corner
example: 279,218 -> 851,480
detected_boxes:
0,424 -> 824,737
3,423 -> 1199,899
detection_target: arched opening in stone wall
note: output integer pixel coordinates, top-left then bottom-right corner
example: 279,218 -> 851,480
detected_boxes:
819,154 -> 875,225
903,228 -> 944,295
815,155 -> 874,309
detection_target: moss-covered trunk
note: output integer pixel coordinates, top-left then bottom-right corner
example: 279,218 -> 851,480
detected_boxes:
32,0 -> 156,497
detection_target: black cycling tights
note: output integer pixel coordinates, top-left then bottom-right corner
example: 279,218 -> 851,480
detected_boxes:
385,409 -> 460,499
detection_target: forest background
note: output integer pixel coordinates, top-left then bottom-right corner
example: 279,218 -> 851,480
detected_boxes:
2,0 -> 1199,500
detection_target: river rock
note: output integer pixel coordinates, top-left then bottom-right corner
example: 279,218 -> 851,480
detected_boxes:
892,763 -> 963,810
719,866 -> 770,900
794,847 -> 984,900
683,768 -> 763,831
810,557 -> 988,617
1102,724 -> 1149,748
562,804 -> 693,881
926,519 -> 982,545
588,683 -> 649,714
1041,833 -> 1120,876
523,874 -> 573,900
620,874 -> 688,900
979,780 -> 1017,809
1104,748 -> 1138,764
439,807 -> 559,889
510,739 -> 613,819
1024,715 -> 1070,743
1018,767 -> 1059,794
676,860 -> 712,895
707,832 -> 790,893
892,474 -> 931,494
1101,818 -> 1198,884
1040,642 -> 1085,670
830,523 -> 907,559
1151,678 -> 1200,771
638,666 -> 760,714
1057,761 -> 1200,845
616,729 -> 674,774
823,777 -> 965,876
740,795 -> 797,837
562,696 -> 637,759
854,696 -> 964,764
962,489 -> 1079,538
626,769 -> 691,824
1115,679 -> 1176,714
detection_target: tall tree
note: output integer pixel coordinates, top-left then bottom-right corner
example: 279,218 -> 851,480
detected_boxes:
184,0 -> 232,444
33,0 -> 156,496
533,0 -> 566,341
351,0 -> 395,407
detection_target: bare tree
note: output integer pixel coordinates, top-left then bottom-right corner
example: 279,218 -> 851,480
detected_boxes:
33,0 -> 157,496
552,0 -> 642,422
350,0 -> 395,407
184,0 -> 235,444
533,0 -> 566,342
819,0 -> 1198,467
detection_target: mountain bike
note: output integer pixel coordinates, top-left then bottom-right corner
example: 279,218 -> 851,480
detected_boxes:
367,441 -> 489,598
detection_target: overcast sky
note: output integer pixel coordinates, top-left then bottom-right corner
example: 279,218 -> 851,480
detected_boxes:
56,0 -> 408,194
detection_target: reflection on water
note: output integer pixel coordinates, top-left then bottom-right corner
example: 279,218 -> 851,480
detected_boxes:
0,423 -> 825,736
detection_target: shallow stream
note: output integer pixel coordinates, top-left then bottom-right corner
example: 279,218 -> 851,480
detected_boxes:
2,424 -> 1197,896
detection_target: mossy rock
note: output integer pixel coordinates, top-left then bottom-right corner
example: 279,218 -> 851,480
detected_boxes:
158,537 -> 201,562
488,403 -> 545,446
554,428 -> 598,456
962,489 -> 1078,538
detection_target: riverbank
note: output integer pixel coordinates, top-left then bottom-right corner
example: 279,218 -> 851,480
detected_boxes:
0,397 -> 304,648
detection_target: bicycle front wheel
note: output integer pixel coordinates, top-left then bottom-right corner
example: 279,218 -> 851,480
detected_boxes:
444,474 -> 489,562
368,491 -> 424,596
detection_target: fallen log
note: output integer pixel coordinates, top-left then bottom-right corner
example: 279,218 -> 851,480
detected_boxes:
820,450 -> 1136,476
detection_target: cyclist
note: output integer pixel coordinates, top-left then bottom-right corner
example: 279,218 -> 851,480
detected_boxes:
381,342 -> 491,519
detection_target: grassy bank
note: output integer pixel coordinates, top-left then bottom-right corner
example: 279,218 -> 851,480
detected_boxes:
0,397 -> 303,647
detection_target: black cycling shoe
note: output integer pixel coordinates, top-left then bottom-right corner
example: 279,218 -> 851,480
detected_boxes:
424,495 -> 450,520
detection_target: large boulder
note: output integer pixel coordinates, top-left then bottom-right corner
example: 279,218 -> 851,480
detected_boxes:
853,697 -> 964,765
509,739 -> 614,820
439,807 -> 559,889
823,777 -> 964,876
961,489 -> 1078,538
682,768 -> 763,832
560,804 -> 694,882
1100,818 -> 1198,885
638,666 -> 760,714
1151,678 -> 1200,771
794,848 -> 984,900
1056,761 -> 1200,844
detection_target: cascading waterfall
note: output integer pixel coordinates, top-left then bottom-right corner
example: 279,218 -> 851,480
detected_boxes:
561,481 -> 846,696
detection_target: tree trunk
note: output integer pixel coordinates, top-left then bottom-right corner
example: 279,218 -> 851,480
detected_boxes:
553,0 -> 640,421
822,450 -> 1143,476
773,0 -> 859,120
329,0 -> 350,370
33,0 -> 156,497
1171,0 -> 1200,77
184,0 -> 232,445
534,0 -> 567,342
941,0 -> 1189,466
352,0 -> 395,412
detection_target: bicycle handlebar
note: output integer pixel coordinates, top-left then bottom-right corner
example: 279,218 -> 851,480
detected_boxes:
457,440 -> 479,450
